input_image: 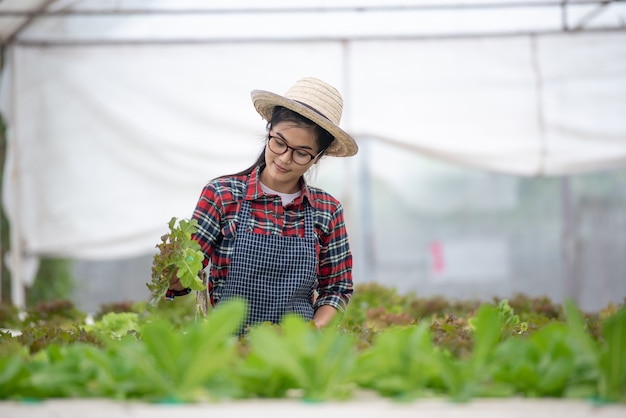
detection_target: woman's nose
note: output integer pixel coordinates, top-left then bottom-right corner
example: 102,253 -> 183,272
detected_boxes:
278,148 -> 294,164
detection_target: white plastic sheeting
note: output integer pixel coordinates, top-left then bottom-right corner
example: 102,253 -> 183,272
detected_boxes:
1,0 -> 626,305
1,42 -> 347,259
351,34 -> 626,177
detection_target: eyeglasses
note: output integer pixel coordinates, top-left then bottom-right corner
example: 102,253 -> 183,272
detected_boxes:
267,135 -> 322,165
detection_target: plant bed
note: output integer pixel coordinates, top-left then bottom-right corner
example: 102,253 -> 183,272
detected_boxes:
0,285 -> 624,407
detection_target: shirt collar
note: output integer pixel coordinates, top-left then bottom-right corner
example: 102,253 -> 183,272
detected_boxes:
245,165 -> 312,204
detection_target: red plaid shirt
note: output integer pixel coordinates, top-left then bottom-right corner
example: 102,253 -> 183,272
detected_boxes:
184,166 -> 353,312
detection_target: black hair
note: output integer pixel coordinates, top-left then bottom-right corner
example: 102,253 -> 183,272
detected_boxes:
223,106 -> 334,178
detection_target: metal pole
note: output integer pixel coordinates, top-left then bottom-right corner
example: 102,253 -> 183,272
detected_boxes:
572,0 -> 614,30
7,45 -> 24,308
357,136 -> 375,284
2,0 -> 57,45
11,26 -> 626,47
1,1 -> 623,16
561,176 -> 578,305
340,39 -> 353,222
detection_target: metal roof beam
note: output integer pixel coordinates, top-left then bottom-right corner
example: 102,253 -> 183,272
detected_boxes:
0,1 -> 624,17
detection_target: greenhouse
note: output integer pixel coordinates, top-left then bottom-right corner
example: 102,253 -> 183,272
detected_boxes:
1,0 -> 625,416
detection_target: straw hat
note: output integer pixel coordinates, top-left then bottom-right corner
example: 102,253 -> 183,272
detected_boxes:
251,77 -> 358,157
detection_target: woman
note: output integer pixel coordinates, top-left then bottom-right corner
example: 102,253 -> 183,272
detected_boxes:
167,77 -> 358,329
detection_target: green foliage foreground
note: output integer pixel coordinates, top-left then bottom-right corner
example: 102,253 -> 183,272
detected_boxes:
0,290 -> 625,404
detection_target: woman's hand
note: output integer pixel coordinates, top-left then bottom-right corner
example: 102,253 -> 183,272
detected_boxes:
313,305 -> 338,329
168,272 -> 185,291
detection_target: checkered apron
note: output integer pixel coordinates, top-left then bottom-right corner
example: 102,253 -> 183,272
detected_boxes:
219,199 -> 317,327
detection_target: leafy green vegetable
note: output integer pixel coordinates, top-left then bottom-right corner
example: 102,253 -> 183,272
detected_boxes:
563,300 -> 602,397
238,315 -> 357,401
354,323 -> 448,399
491,323 -> 578,398
83,312 -> 140,340
1,284 -> 625,404
0,353 -> 29,398
598,305 -> 626,402
454,304 -> 506,400
16,323 -> 102,354
470,305 -> 503,373
138,298 -> 246,401
147,217 -> 205,308
0,303 -> 22,329
23,299 -> 86,327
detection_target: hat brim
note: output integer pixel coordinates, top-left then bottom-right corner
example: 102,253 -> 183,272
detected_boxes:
251,90 -> 358,157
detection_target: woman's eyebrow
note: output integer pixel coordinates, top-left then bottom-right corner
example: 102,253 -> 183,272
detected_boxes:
274,131 -> 314,151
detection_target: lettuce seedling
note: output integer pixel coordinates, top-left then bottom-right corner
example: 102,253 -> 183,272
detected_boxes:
238,316 -> 358,401
147,217 -> 205,308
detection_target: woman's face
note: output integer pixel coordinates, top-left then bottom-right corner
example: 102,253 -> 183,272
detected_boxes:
260,121 -> 319,193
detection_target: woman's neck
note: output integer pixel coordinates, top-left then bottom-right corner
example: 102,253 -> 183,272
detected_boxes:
258,170 -> 301,194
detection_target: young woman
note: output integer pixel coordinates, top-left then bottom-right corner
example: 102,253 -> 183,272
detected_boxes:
167,77 -> 358,329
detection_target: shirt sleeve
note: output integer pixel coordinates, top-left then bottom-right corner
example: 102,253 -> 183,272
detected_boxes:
191,181 -> 223,268
314,203 -> 354,312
